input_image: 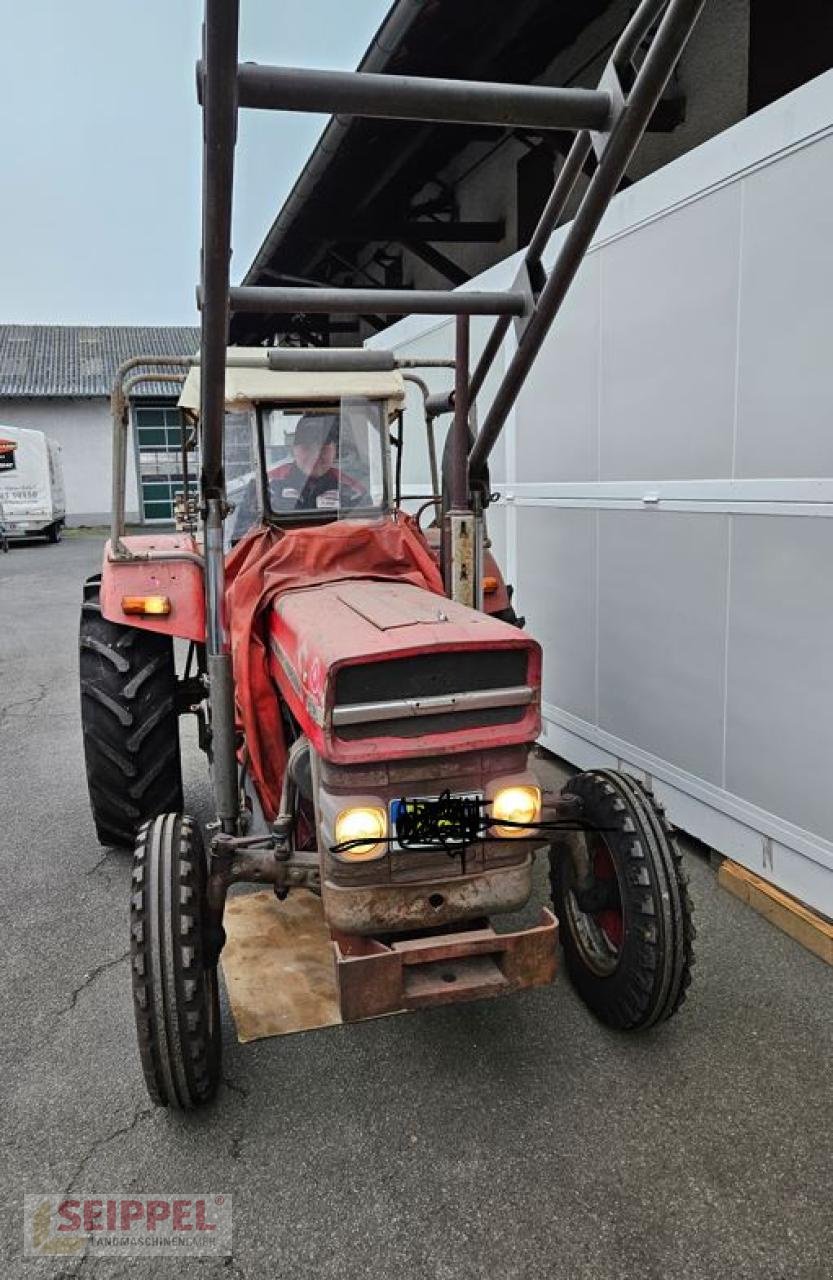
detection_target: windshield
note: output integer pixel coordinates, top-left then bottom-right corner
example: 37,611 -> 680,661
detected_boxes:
228,396 -> 389,544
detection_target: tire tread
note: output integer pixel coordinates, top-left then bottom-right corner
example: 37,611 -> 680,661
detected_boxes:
550,769 -> 695,1031
130,814 -> 220,1108
79,578 -> 182,846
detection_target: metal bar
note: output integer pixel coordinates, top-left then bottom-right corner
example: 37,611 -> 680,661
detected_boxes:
425,391 -> 454,418
332,685 -> 535,727
223,62 -> 613,132
395,358 -> 456,369
201,0 -> 241,835
205,497 -> 238,831
106,549 -> 205,569
401,373 -> 441,513
307,220 -> 506,244
224,285 -> 525,317
613,0 -> 670,70
200,0 -> 238,497
468,314 -> 510,405
525,130 -> 593,269
180,408 -> 190,526
451,315 -> 470,511
470,0 -> 705,474
176,346 -> 387,374
266,348 -> 396,373
405,240 -> 470,287
446,314 -> 476,607
109,360 -> 192,554
425,416 -> 440,522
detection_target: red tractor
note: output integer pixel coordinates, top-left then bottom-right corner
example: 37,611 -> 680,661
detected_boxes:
79,0 -> 702,1108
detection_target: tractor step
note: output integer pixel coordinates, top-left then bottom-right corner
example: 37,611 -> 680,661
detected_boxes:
332,910 -> 558,1022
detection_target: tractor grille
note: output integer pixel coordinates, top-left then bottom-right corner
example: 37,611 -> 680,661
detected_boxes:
332,649 -> 531,740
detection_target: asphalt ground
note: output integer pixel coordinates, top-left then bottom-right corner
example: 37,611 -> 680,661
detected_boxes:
1,531 -> 831,1280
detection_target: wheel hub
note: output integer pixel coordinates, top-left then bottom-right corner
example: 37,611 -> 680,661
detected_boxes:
565,835 -> 624,977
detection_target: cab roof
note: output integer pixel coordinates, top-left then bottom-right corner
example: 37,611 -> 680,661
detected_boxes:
178,348 -> 405,414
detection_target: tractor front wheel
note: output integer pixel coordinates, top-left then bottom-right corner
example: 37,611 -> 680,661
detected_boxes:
550,769 -> 695,1031
79,575 -> 183,847
130,814 -> 221,1109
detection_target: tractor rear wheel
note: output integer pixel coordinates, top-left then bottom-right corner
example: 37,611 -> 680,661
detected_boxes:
79,575 -> 183,847
550,769 -> 695,1031
130,814 -> 221,1109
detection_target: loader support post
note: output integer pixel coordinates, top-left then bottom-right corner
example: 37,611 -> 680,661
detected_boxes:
201,0 -> 241,833
445,315 -> 477,608
451,314 -> 470,513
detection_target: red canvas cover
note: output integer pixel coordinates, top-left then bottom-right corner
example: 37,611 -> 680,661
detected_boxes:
225,518 -> 445,820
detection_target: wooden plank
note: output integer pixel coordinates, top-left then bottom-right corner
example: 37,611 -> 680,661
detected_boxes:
221,889 -> 343,1042
718,860 -> 833,966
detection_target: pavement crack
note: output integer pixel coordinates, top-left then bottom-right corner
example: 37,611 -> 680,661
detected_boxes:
85,851 -> 112,876
0,680 -> 49,727
59,949 -> 131,1016
223,1074 -> 250,1099
63,1105 -> 155,1195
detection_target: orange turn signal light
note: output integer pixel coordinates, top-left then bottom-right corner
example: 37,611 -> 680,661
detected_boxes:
121,594 -> 171,616
483,575 -> 498,594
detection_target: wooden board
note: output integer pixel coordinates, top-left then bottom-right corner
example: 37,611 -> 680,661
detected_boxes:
221,889 -> 345,1042
718,860 -> 833,966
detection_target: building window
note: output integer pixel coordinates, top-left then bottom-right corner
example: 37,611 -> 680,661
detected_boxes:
133,404 -> 197,524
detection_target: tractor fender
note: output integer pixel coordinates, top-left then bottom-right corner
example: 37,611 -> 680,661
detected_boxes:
100,535 -> 206,642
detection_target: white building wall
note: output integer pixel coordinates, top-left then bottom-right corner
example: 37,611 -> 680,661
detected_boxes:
372,72 -> 833,916
0,398 -> 139,524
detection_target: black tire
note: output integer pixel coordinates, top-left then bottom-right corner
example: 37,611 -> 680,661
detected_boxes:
46,521 -> 62,543
79,575 -> 182,847
130,814 -> 221,1109
550,769 -> 695,1031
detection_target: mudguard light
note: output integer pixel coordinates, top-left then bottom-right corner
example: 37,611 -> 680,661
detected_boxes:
121,595 -> 172,616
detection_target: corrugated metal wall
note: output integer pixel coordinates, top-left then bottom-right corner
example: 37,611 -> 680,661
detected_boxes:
372,72 -> 833,916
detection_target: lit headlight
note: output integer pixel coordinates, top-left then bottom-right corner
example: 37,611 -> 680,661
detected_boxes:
334,806 -> 387,860
490,785 -> 541,837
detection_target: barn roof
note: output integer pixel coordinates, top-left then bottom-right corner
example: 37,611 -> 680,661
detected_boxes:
0,325 -> 200,398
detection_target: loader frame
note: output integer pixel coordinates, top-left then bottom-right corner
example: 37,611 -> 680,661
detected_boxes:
190,0 -> 704,835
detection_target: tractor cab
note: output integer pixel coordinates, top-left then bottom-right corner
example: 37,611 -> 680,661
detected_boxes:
178,355 -> 406,544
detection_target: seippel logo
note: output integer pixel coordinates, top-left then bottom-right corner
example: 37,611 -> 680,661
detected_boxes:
24,1194 -> 232,1258
29,1200 -> 85,1257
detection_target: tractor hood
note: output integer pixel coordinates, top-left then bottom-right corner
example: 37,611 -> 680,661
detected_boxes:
267,579 -> 541,764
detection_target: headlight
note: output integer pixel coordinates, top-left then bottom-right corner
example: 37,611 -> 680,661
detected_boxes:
490,785 -> 540,837
333,806 -> 387,860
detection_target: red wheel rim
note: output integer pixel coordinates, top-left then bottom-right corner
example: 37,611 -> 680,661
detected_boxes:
589,837 -> 624,952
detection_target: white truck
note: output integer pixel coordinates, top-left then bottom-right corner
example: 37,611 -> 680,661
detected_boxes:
0,425 -> 66,544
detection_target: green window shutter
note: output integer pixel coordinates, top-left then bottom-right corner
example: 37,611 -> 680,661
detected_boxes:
143,500 -> 173,520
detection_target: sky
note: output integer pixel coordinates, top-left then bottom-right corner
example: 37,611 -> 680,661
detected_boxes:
0,0 -> 392,326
